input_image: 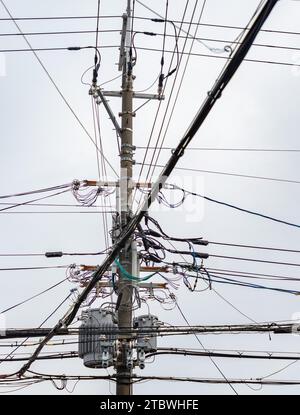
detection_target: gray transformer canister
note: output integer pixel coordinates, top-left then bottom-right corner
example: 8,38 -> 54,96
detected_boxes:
78,309 -> 117,368
133,314 -> 159,352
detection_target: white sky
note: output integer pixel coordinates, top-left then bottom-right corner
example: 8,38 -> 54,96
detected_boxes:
0,0 -> 300,395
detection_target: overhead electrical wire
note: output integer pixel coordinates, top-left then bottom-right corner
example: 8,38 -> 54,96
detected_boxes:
0,45 -> 120,53
0,290 -> 75,369
2,26 -> 300,56
0,352 -> 78,363
134,14 -> 300,38
138,163 -> 300,185
0,278 -> 69,314
0,15 -> 120,22
133,45 -> 300,68
0,210 -> 116,214
0,190 -> 76,213
168,184 -> 300,229
0,183 -> 73,199
146,348 -> 300,362
209,241 -> 300,253
1,12 -> 299,41
174,296 -> 238,395
209,255 -> 300,268
0,202 -> 115,208
0,265 -> 68,271
4,348 -> 300,364
135,0 -> 192,198
2,45 -> 300,69
2,321 -> 295,339
206,267 -> 300,283
135,146 -> 300,153
0,0 -> 118,178
146,0 -> 209,194
4,373 -> 300,387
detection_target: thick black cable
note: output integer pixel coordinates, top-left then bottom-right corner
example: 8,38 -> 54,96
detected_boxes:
146,348 -> 300,361
0,352 -> 78,363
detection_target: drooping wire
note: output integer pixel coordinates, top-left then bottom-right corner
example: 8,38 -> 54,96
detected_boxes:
174,297 -> 239,395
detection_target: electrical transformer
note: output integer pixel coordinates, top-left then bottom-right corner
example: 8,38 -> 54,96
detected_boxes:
133,314 -> 159,369
78,309 -> 117,368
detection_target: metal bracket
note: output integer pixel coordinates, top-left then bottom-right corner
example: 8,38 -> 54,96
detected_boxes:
102,90 -> 165,100
119,111 -> 136,117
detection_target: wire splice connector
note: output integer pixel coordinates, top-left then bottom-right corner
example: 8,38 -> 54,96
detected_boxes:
45,251 -> 63,258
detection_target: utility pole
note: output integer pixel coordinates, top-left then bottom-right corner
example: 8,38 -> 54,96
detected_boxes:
116,0 -> 134,395
88,0 -> 164,395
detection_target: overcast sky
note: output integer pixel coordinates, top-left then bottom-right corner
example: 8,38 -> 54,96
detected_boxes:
1,0 -> 300,395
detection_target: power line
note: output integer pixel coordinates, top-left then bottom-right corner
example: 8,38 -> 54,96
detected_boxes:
0,0 -> 118,177
3,28 -> 300,56
0,291 -> 75,369
4,373 -> 300,387
174,296 -> 238,395
2,43 -> 300,70
147,348 -> 300,361
0,183 -> 72,199
0,29 -> 118,37
169,184 -> 300,229
206,267 -> 300,282
0,210 -> 116,214
0,190 -> 73,213
0,278 -> 68,314
0,45 -> 119,53
0,202 -> 114,208
209,254 -> 300,267
135,146 -> 300,153
2,321 -> 295,339
146,0 -> 209,194
138,163 -> 300,185
0,15 -> 120,22
134,14 -> 300,38
209,241 -> 300,254
135,0 -> 193,201
134,45 -> 300,69
0,266 -> 68,271
0,352 -> 78,363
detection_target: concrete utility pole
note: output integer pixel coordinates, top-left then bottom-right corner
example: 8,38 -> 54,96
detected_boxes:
116,0 -> 134,396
